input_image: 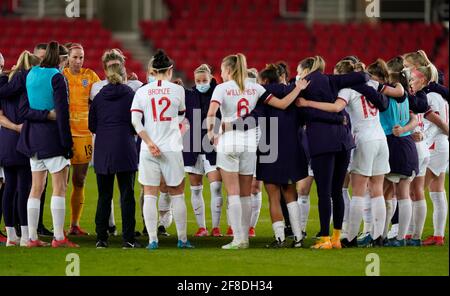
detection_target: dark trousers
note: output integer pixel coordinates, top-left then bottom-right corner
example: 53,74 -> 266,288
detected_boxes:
95,171 -> 136,242
311,149 -> 351,237
2,165 -> 31,226
280,191 -> 291,227
0,185 -> 4,224
391,205 -> 399,224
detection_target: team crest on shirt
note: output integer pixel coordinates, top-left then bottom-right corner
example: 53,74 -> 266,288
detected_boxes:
82,79 -> 89,88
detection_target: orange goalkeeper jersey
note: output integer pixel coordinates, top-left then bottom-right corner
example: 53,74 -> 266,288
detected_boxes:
63,68 -> 100,137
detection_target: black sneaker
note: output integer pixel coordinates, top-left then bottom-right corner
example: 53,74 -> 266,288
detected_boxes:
142,225 -> 148,236
96,240 -> 108,249
373,236 -> 384,247
37,225 -> 53,237
134,231 -> 142,238
341,237 -> 358,248
158,225 -> 170,237
108,225 -> 118,236
265,238 -> 287,249
122,240 -> 142,249
291,239 -> 304,248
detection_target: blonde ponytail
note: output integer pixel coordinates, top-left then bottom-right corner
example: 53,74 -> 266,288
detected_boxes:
9,50 -> 40,81
106,63 -> 125,85
222,53 -> 248,93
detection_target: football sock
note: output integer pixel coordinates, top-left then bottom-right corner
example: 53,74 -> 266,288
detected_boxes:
190,185 -> 206,229
51,196 -> 66,241
210,181 -> 223,229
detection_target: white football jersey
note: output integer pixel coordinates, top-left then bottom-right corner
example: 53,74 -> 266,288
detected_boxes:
90,79 -> 143,100
131,80 -> 186,152
424,92 -> 449,145
337,80 -> 385,145
211,79 -> 271,149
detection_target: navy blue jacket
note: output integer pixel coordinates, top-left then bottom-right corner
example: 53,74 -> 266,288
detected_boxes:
301,71 -> 367,157
89,83 -> 138,175
0,71 -> 50,165
17,70 -> 73,159
182,78 -> 219,167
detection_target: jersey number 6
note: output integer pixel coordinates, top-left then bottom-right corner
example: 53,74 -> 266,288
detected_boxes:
237,98 -> 250,118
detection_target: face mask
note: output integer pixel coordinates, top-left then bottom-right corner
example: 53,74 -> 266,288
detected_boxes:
296,75 -> 301,82
147,75 -> 156,84
247,78 -> 257,83
196,83 -> 211,93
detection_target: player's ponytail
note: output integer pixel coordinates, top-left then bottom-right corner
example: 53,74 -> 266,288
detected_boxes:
41,41 -> 60,68
9,50 -> 40,81
299,56 -> 325,76
367,59 -> 389,83
311,56 -> 325,73
106,63 -> 125,85
151,49 -> 174,74
334,60 -> 355,74
222,53 -> 248,93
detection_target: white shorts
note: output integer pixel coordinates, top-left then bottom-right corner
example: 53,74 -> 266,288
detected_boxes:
351,139 -> 390,177
30,155 -> 70,174
185,154 -> 217,175
217,151 -> 256,175
416,141 -> 430,177
428,139 -> 449,176
386,172 -> 416,184
0,166 -> 4,180
138,150 -> 185,187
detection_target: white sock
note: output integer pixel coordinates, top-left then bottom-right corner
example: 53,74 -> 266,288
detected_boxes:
298,194 -> 310,232
210,181 -> 223,229
430,191 -> 448,237
20,226 -> 29,243
272,221 -> 285,242
143,195 -> 158,243
348,196 -> 365,241
287,201 -> 303,241
407,207 -> 415,236
397,198 -> 412,240
50,196 -> 66,241
6,227 -> 18,242
362,191 -> 372,234
383,199 -> 394,238
27,197 -> 40,241
109,200 -> 115,227
240,197 -> 252,242
250,192 -> 262,228
412,200 -> 427,240
342,188 -> 351,225
190,185 -> 206,229
227,195 -> 242,242
371,196 -> 386,240
158,192 -> 172,228
171,194 -> 188,243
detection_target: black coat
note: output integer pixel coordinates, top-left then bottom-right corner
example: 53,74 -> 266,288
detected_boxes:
89,83 -> 138,175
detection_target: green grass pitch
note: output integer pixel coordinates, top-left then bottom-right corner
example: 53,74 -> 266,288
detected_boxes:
0,168 -> 448,276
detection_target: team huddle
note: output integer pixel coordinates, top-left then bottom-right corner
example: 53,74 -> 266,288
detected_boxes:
0,40 -> 448,250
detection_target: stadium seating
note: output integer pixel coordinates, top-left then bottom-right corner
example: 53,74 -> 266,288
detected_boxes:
0,18 -> 147,81
140,0 -> 448,85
